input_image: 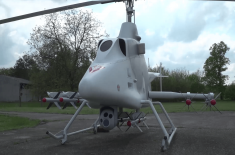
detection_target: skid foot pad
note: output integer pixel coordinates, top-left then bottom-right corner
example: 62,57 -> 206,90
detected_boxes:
97,127 -> 109,132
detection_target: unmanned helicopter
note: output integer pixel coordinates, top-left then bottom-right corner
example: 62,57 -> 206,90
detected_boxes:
0,0 -> 225,152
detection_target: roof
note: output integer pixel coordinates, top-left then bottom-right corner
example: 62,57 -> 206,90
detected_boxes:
0,75 -> 31,84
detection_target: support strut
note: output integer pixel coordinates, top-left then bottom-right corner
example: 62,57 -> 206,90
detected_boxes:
141,100 -> 177,152
46,100 -> 100,144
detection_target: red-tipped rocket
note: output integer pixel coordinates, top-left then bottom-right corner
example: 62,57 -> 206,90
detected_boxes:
59,97 -> 79,103
42,98 -> 60,102
42,98 -> 47,102
210,99 -> 216,105
186,99 -> 192,105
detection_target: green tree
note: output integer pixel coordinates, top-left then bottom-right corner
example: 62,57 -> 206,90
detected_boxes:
225,83 -> 235,100
188,70 -> 205,93
0,54 -> 36,80
203,41 -> 230,100
12,54 -> 36,80
27,9 -> 107,96
0,67 -> 15,76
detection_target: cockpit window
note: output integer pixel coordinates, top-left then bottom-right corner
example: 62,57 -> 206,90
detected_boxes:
100,40 -> 112,52
119,39 -> 126,56
98,39 -> 103,48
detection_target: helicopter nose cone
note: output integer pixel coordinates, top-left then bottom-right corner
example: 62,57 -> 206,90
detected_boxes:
79,77 -> 97,99
79,64 -> 141,109
79,71 -> 121,103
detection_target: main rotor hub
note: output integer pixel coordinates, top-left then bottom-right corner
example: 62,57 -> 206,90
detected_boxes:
127,7 -> 134,14
125,0 -> 135,23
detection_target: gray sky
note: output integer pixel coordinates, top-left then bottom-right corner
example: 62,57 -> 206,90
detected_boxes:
0,0 -> 235,83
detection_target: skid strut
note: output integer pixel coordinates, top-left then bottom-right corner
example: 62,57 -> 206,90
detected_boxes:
141,100 -> 177,152
46,100 -> 99,144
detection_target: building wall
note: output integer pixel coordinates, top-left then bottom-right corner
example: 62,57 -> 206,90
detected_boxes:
21,89 -> 35,102
0,75 -> 35,102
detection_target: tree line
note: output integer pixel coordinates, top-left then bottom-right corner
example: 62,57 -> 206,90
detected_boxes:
149,40 -> 233,100
0,10 -> 234,100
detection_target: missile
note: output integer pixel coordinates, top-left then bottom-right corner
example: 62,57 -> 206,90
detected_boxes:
59,97 -> 80,103
42,98 -> 60,102
126,117 -> 147,126
185,99 -> 192,105
210,99 -> 216,105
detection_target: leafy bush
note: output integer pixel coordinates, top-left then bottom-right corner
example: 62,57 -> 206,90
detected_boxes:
225,83 -> 235,100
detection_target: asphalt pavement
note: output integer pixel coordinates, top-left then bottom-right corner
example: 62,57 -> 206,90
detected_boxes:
0,111 -> 235,155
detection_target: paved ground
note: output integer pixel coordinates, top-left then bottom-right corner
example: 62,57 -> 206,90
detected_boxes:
0,111 -> 235,155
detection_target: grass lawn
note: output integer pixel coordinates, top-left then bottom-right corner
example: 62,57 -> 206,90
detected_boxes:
0,114 -> 40,131
0,100 -> 234,115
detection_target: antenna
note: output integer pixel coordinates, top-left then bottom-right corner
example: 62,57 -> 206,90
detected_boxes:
160,62 -> 162,92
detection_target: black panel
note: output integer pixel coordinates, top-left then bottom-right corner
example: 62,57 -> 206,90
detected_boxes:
100,40 -> 112,52
119,39 -> 126,56
104,112 -> 108,117
103,119 -> 109,127
98,39 -> 103,48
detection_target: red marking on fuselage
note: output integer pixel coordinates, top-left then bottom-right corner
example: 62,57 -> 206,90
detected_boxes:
89,65 -> 105,73
117,85 -> 120,91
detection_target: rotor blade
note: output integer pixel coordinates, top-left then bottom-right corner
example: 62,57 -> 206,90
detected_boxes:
215,92 -> 221,100
0,0 -> 123,24
192,0 -> 235,1
47,102 -> 53,109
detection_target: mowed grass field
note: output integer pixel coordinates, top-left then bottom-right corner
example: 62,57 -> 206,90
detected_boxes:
0,101 -> 234,132
0,100 -> 234,115
0,114 -> 40,131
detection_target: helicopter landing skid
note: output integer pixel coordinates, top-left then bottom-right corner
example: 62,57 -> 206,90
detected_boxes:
141,100 -> 177,152
46,100 -> 100,144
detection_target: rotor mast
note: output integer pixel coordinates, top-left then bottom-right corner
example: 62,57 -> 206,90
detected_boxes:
125,0 -> 135,23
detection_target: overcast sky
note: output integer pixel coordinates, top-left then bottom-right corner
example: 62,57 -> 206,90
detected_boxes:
0,0 -> 235,84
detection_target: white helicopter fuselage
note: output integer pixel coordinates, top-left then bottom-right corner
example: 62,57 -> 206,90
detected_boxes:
79,29 -> 149,109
